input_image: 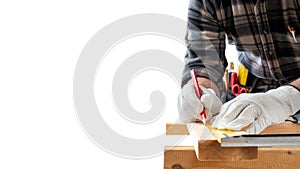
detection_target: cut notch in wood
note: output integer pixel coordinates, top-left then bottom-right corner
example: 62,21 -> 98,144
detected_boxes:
186,123 -> 258,161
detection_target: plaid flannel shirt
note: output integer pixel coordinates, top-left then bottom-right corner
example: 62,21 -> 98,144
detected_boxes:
182,0 -> 300,101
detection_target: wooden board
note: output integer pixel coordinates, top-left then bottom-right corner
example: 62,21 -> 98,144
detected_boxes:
164,146 -> 300,169
166,122 -> 300,135
261,122 -> 300,134
164,122 -> 300,169
186,123 -> 257,161
166,123 -> 189,135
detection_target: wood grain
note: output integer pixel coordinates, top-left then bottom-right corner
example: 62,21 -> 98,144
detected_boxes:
166,123 -> 189,135
261,122 -> 300,134
164,122 -> 300,169
186,123 -> 257,161
164,146 -> 300,169
166,122 -> 300,135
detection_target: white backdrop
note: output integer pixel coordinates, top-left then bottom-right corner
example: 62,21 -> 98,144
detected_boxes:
0,1 -> 237,168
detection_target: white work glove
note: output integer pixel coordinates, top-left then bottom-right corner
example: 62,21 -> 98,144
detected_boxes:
177,82 -> 222,123
212,85 -> 300,134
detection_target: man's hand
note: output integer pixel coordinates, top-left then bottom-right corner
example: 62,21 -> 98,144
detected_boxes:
212,86 -> 300,133
177,83 -> 222,123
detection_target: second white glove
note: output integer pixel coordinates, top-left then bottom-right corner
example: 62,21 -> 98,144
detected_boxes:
212,85 -> 300,133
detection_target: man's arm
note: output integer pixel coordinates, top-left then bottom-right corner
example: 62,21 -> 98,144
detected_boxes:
178,0 -> 227,123
182,0 -> 227,102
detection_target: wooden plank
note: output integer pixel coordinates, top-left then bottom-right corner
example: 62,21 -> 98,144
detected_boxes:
186,123 -> 257,161
166,123 -> 189,135
197,140 -> 257,161
164,146 -> 300,169
166,122 -> 300,136
261,122 -> 300,134
185,123 -> 215,160
164,122 -> 300,168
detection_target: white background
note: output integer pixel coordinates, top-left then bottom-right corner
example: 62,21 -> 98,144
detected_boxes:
0,1 -> 237,168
